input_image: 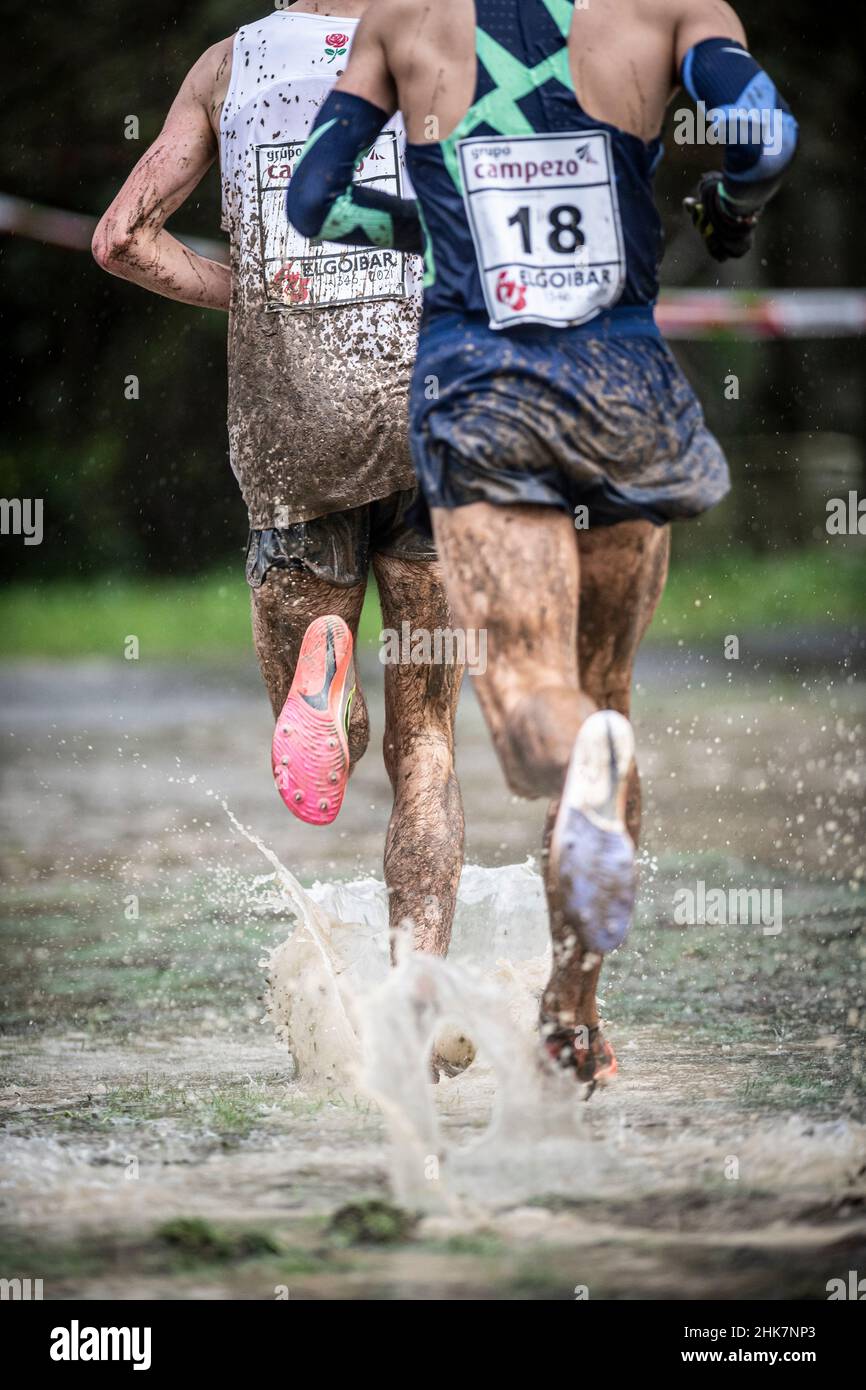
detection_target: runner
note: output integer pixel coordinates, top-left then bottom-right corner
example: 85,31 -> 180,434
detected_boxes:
92,3 -> 466,997
285,0 -> 797,1089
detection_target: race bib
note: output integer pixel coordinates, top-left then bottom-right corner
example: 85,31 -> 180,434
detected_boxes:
457,130 -> 626,330
256,130 -> 408,311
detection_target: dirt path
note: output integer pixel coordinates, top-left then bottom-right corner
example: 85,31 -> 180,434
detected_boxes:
1,654 -> 864,1299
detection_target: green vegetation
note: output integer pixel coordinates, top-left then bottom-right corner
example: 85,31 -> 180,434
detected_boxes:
0,571 -> 381,657
1,548 -> 861,658
326,1199 -> 418,1247
0,1223 -> 321,1287
652,545 -> 864,643
156,1217 -> 280,1264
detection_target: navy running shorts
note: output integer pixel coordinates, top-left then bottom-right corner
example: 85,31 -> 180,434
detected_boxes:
408,308 -> 730,531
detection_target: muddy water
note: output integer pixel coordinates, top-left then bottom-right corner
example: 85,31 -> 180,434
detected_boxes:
1,648 -> 864,1299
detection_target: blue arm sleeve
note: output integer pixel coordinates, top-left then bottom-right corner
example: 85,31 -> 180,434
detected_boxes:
285,90 -> 423,253
681,37 -> 798,213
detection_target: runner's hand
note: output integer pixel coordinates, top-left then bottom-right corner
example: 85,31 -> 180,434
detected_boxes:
684,172 -> 760,262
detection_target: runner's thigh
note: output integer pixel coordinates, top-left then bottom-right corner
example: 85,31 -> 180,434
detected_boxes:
251,566 -> 368,717
576,520 -> 670,709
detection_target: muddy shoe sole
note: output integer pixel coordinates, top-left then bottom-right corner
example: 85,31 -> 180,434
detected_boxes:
549,710 -> 636,954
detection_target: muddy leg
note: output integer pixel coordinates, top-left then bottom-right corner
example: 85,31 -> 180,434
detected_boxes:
250,566 -> 370,766
430,502 -> 595,800
373,552 -> 464,958
541,521 -> 671,1031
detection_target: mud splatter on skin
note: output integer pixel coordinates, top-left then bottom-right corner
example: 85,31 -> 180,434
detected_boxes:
209,47 -> 232,128
373,0 -> 690,146
92,36 -> 233,309
217,7 -> 463,953
373,552 -> 464,954
576,521 -> 672,762
432,502 -> 671,1050
251,552 -> 464,954
541,521 -> 670,1041
431,504 -> 586,801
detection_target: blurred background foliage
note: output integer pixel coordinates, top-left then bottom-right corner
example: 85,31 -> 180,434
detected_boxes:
0,1 -> 863,597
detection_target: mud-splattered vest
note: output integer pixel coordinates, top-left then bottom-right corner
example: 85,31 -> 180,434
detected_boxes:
219,9 -> 421,527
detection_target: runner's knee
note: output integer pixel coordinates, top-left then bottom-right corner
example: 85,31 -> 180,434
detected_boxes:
498,718 -> 560,799
499,686 -> 587,799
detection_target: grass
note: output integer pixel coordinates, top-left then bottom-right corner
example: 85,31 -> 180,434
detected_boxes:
0,1222 -> 325,1287
1,1067 -> 369,1154
156,1217 -> 281,1264
0,547 -> 862,657
29,1078 -> 272,1140
326,1199 -> 418,1247
651,545 -> 864,645
0,570 -> 380,658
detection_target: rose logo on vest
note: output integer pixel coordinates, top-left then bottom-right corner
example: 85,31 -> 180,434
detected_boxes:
324,33 -> 349,63
495,270 -> 527,312
272,263 -> 312,306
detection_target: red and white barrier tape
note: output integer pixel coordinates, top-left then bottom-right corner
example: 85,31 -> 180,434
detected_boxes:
0,193 -> 226,264
657,290 -> 866,339
3,193 -> 864,337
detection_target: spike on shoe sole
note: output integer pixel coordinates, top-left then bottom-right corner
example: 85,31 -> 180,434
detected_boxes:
271,615 -> 355,826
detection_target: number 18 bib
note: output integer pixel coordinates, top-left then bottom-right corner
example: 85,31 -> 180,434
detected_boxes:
457,130 -> 626,330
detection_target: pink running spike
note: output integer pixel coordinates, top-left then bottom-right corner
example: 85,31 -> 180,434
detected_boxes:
271,615 -> 355,826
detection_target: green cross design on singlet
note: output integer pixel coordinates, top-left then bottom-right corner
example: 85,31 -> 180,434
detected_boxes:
295,118 -> 397,247
423,0 -> 577,285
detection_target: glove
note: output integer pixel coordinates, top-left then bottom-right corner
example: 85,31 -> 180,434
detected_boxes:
684,171 -> 761,262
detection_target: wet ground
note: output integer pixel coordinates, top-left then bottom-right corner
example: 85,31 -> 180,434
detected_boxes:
1,639 -> 864,1299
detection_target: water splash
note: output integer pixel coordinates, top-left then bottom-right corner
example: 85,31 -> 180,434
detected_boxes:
223,805 -> 866,1215
222,800 -> 359,1084
223,802 -> 633,1209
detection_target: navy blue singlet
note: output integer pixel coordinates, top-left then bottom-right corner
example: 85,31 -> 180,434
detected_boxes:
405,0 -> 664,331
404,0 -> 729,533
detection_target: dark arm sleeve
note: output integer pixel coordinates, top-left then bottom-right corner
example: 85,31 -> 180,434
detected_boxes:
680,37 -> 798,213
285,90 -> 423,253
